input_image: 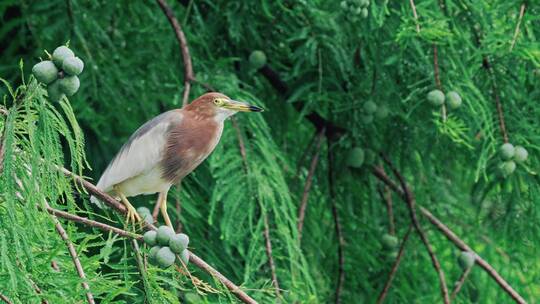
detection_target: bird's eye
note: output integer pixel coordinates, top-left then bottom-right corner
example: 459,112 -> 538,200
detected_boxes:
213,99 -> 220,105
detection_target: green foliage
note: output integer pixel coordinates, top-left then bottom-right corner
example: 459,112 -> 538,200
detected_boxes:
1,0 -> 540,303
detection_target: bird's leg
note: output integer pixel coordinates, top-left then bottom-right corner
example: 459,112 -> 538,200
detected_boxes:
114,186 -> 141,225
158,191 -> 173,228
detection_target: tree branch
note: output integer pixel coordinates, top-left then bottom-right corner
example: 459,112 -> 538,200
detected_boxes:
59,166 -> 258,304
297,127 -> 325,240
450,264 -> 473,301
47,202 -> 95,304
409,0 -> 421,33
510,3 -> 527,51
420,207 -> 526,304
376,225 -> 413,304
0,293 -> 13,304
377,185 -> 395,235
380,155 -> 450,304
327,143 -> 344,304
156,0 -> 194,105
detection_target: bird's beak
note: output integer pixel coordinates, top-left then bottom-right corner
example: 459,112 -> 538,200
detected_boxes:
223,100 -> 264,112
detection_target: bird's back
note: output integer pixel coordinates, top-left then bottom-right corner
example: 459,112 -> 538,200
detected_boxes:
93,110 -> 182,197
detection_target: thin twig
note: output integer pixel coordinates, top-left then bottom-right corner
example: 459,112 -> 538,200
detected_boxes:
420,207 -> 526,304
381,155 -> 450,304
510,3 -> 527,51
376,225 -> 413,304
263,213 -> 281,301
46,206 -> 142,240
295,131 -> 318,179
450,264 -> 473,301
232,117 -> 281,300
131,239 -> 151,303
409,0 -> 421,33
0,293 -> 13,304
377,186 -> 395,235
297,127 -> 325,240
327,142 -> 344,304
433,45 -> 447,121
48,203 -> 95,304
155,0 -> 194,105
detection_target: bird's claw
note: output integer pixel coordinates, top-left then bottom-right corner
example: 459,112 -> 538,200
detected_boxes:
125,205 -> 142,227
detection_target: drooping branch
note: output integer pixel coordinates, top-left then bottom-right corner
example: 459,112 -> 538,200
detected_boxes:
377,185 -> 395,235
380,156 -> 450,304
0,293 -> 13,304
408,0 -> 420,33
327,142 -> 345,304
48,202 -> 95,304
510,3 -> 527,51
420,207 -> 526,304
376,225 -> 413,304
297,127 -> 325,240
450,264 -> 473,301
433,45 -> 447,121
156,0 -> 194,105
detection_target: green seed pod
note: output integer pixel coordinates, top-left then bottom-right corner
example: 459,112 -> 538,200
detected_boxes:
446,91 -> 462,109
249,50 -> 267,70
427,89 -> 445,106
361,114 -> 373,124
169,233 -> 189,254
340,1 -> 348,9
361,8 -> 369,18
346,147 -> 364,168
513,146 -> 528,163
500,160 -> 516,177
499,143 -> 515,160
47,80 -> 65,102
62,57 -> 84,76
375,105 -> 389,119
156,247 -> 176,268
143,230 -> 157,246
363,149 -> 376,165
157,226 -> 175,246
458,251 -> 475,270
148,246 -> 161,264
387,250 -> 398,260
58,76 -> 80,96
136,207 -> 151,216
360,0 -> 370,7
180,249 -> 189,265
52,46 -> 75,67
32,61 -> 58,84
381,233 -> 398,249
142,213 -> 154,225
363,101 -> 377,114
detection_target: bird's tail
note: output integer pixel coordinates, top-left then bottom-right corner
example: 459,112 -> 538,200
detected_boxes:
90,195 -> 108,209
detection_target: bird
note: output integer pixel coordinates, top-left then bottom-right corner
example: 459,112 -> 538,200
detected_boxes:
90,92 -> 263,227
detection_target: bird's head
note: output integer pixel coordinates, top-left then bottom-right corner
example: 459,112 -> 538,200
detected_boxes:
185,92 -> 263,122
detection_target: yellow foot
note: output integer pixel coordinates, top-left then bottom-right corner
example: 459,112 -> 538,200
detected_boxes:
114,186 -> 141,226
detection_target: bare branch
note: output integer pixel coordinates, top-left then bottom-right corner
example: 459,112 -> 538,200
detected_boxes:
409,0 -> 421,33
263,213 -> 281,301
380,156 -> 450,304
58,166 -> 258,304
377,186 -> 395,235
420,207 -> 527,304
46,206 -> 142,240
0,293 -> 13,304
433,45 -> 447,121
510,3 -> 527,51
297,127 -> 325,240
48,202 -> 95,304
376,225 -> 413,304
327,144 -> 344,304
450,265 -> 473,301
155,0 -> 194,105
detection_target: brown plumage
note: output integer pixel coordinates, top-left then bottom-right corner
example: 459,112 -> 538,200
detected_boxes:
91,92 -> 262,226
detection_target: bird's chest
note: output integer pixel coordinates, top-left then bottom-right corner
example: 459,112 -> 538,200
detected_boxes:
160,120 -> 223,182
